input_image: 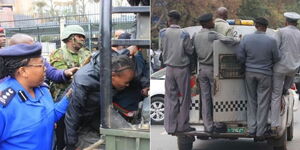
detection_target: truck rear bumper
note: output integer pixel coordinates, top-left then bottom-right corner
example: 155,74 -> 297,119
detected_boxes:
174,131 -> 277,139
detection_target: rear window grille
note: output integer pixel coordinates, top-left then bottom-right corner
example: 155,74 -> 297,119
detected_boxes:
219,54 -> 244,79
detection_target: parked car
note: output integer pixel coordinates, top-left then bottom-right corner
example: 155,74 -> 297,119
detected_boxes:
150,68 -> 199,124
150,68 -> 166,124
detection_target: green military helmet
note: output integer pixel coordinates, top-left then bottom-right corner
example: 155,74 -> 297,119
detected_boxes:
61,25 -> 85,41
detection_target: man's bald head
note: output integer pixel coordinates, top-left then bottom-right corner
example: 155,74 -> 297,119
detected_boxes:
216,7 -> 228,20
9,33 -> 34,46
114,30 -> 125,39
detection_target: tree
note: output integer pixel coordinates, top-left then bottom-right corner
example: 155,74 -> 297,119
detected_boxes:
72,0 -> 77,14
34,1 -> 47,18
151,0 -> 300,48
151,0 -> 243,40
284,0 -> 300,13
49,0 -> 57,17
237,0 -> 270,20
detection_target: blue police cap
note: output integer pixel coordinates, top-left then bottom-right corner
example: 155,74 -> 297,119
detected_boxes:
199,13 -> 213,23
0,43 -> 42,57
118,32 -> 131,39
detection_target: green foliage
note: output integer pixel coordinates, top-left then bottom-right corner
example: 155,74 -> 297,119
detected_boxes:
284,0 -> 300,13
152,0 -> 300,32
152,0 -> 300,46
237,0 -> 270,20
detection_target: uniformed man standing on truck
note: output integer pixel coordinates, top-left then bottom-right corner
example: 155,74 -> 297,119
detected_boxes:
160,10 -> 195,150
214,7 -> 234,36
160,10 -> 194,134
271,12 -> 300,134
236,17 -> 280,140
193,13 -> 238,133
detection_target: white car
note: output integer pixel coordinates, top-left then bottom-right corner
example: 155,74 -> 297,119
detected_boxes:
150,68 -> 166,124
150,68 -> 199,124
291,83 -> 299,111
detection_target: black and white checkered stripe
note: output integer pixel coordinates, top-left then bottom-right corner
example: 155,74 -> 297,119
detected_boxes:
214,100 -> 247,112
190,99 -> 200,110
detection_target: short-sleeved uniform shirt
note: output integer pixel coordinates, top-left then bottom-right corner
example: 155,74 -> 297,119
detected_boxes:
0,78 -> 69,150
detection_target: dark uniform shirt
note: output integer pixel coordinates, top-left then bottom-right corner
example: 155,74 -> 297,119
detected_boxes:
193,28 -> 237,65
236,31 -> 280,75
160,25 -> 193,67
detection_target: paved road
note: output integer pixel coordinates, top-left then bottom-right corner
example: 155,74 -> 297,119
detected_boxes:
151,109 -> 300,150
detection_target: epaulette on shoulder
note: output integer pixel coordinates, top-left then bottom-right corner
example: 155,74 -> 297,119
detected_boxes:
40,82 -> 50,89
182,29 -> 188,34
180,30 -> 190,39
159,28 -> 167,37
182,30 -> 190,35
160,28 -> 167,32
0,87 -> 16,107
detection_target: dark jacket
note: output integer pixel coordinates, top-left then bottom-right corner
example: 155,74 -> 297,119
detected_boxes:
64,51 -> 149,149
160,25 -> 193,67
64,52 -> 104,149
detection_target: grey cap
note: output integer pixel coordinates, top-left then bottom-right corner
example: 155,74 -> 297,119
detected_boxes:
284,12 -> 300,20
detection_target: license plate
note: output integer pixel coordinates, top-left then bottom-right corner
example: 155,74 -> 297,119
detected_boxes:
227,127 -> 245,133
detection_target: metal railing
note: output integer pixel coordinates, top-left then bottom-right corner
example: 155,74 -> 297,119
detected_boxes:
1,13 -> 136,50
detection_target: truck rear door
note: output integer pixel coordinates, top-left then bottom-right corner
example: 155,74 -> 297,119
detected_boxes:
212,40 -> 247,123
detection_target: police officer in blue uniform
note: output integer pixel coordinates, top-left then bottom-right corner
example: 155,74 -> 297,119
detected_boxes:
0,43 -> 71,150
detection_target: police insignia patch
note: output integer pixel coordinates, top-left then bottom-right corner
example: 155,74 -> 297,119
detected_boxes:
0,88 -> 16,107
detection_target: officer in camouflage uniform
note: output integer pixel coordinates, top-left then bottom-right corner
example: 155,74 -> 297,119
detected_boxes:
50,25 -> 91,100
50,25 -> 91,150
